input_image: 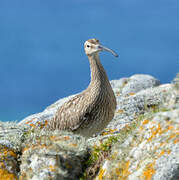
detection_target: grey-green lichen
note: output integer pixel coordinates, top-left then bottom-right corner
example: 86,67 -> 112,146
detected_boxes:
0,121 -> 28,151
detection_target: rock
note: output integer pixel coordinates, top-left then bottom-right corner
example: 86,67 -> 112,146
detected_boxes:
0,122 -> 27,180
121,74 -> 160,95
88,74 -> 179,180
19,131 -> 88,180
0,121 -> 27,150
0,144 -> 19,180
0,73 -> 178,180
95,109 -> 179,180
110,77 -> 128,94
107,83 -> 174,130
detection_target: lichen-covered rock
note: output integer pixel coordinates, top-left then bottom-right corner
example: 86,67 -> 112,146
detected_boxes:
95,109 -> 179,180
110,74 -> 160,95
87,74 -> 179,180
0,121 -> 27,151
121,74 -> 160,95
107,83 -> 174,131
0,73 -> 178,180
0,144 -> 19,180
110,78 -> 128,94
19,130 -> 88,180
0,122 -> 28,179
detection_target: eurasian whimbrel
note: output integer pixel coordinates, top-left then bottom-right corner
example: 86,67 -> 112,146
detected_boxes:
49,39 -> 118,137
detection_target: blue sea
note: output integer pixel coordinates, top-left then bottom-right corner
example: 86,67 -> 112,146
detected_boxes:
0,0 -> 179,122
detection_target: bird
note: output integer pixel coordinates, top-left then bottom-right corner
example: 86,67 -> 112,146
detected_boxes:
48,38 -> 118,137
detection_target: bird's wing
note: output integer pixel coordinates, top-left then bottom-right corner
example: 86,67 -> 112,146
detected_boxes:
70,111 -> 92,131
52,93 -> 93,131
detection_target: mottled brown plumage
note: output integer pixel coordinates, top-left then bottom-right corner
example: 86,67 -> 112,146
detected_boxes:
49,39 -> 118,137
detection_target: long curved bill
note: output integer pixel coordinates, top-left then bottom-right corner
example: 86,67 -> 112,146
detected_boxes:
99,45 -> 119,57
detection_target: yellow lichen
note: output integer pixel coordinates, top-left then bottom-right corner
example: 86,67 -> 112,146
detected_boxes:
122,161 -> 131,178
0,169 -> 18,180
159,142 -> 165,147
142,119 -> 149,125
174,138 -> 179,144
50,135 -> 70,141
169,134 -> 177,140
49,165 -> 56,172
22,144 -> 48,153
167,149 -> 171,154
167,125 -> 174,130
111,152 -> 118,160
25,118 -> 35,124
71,143 -> 78,147
0,162 -> 5,168
98,168 -> 106,180
29,123 -> 36,128
102,129 -> 119,135
36,120 -> 49,129
147,123 -> 163,142
113,161 -> 131,180
140,125 -> 144,131
0,145 -> 17,180
117,109 -> 124,113
0,146 -> 17,159
157,124 -> 162,135
142,162 -> 156,180
158,150 -> 165,157
22,147 -> 29,153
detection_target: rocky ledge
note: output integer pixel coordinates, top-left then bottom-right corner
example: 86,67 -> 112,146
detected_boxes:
0,74 -> 178,180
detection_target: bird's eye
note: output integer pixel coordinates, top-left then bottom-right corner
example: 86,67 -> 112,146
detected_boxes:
87,45 -> 90,48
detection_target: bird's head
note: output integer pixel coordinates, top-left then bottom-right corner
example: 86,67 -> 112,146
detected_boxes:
84,38 -> 118,57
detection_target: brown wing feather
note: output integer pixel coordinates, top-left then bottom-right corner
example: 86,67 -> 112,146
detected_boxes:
50,93 -> 93,131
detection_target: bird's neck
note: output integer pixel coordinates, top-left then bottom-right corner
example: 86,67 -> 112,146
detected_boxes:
88,53 -> 110,88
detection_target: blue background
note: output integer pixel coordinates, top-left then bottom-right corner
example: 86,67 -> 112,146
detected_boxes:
0,0 -> 179,121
